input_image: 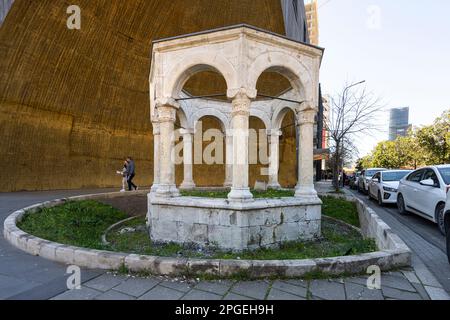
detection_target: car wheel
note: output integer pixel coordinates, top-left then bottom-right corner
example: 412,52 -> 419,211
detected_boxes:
377,191 -> 383,206
436,203 -> 446,236
397,194 -> 408,215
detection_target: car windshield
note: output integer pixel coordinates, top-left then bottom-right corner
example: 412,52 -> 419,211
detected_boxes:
366,170 -> 381,178
383,171 -> 411,182
438,167 -> 450,184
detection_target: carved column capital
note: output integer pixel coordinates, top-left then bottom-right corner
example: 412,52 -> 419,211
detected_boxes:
230,89 -> 255,117
155,97 -> 180,123
296,109 -> 316,125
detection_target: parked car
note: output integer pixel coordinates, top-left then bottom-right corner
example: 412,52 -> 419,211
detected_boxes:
349,172 -> 361,190
368,170 -> 412,206
443,192 -> 450,263
357,168 -> 387,194
397,165 -> 450,235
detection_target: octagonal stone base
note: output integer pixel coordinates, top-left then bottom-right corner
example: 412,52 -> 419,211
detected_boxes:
147,194 -> 322,251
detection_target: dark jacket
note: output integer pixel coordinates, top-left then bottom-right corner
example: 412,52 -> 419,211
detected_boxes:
127,160 -> 135,176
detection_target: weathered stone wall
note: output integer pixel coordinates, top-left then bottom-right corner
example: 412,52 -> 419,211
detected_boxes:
148,196 -> 322,251
0,0 -> 298,191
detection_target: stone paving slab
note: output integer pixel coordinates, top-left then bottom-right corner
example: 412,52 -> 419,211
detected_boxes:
50,268 -> 442,300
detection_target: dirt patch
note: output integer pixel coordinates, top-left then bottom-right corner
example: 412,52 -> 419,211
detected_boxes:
98,193 -> 147,217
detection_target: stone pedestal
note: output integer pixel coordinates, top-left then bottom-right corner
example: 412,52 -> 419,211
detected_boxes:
148,194 -> 322,251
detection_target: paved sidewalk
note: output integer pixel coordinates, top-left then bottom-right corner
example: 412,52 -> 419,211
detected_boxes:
51,269 -> 431,300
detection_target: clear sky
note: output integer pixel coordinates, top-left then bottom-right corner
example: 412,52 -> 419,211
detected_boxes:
318,0 -> 450,157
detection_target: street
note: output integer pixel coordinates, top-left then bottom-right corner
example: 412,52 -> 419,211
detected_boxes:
348,188 -> 450,293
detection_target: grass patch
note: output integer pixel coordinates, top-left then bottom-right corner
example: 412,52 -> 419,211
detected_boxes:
320,196 -> 360,227
18,200 -> 127,250
180,189 -> 295,199
106,217 -> 376,260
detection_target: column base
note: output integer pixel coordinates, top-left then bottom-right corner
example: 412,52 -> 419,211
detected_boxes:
227,187 -> 254,202
155,184 -> 180,198
150,184 -> 160,193
179,181 -> 196,190
223,180 -> 232,188
295,185 -> 319,200
267,182 -> 282,190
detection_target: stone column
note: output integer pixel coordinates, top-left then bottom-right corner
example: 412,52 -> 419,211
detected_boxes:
295,109 -> 318,199
180,129 -> 195,189
155,98 -> 180,197
150,122 -> 160,193
224,130 -> 233,188
267,129 -> 282,189
227,89 -> 255,201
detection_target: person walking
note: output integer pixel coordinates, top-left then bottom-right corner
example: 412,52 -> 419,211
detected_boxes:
126,156 -> 138,191
116,160 -> 128,192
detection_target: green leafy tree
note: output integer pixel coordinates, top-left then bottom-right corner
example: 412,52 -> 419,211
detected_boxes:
415,111 -> 450,164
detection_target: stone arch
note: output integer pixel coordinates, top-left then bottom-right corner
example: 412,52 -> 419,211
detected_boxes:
191,108 -> 229,132
247,51 -> 313,102
163,53 -> 238,98
176,106 -> 189,129
250,109 -> 271,130
272,105 -> 297,130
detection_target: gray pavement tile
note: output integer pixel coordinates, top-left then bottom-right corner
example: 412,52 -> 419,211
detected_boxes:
381,274 -> 417,292
401,270 -> 421,284
159,280 -> 193,293
411,282 -> 430,300
194,281 -> 234,296
113,277 -> 160,297
271,280 -> 308,298
282,279 -> 308,288
344,282 -> 384,300
267,288 -> 306,300
84,273 -> 128,292
230,281 -> 270,300
51,287 -> 102,300
181,289 -> 222,300
0,274 -> 40,299
138,285 -> 185,300
423,286 -> 450,300
223,292 -> 254,300
346,276 -> 369,287
382,286 -> 422,300
309,280 -> 346,300
95,290 -> 135,300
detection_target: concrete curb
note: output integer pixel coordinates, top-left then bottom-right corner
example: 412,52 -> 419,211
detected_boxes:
4,191 -> 412,279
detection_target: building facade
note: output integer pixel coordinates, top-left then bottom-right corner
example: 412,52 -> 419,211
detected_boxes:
0,0 -> 314,191
389,107 -> 411,141
305,0 -> 319,46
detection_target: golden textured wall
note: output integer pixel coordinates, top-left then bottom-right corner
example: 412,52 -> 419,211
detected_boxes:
0,0 -> 297,191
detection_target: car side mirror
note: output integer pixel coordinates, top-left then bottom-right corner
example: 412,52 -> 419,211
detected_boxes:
420,179 -> 435,187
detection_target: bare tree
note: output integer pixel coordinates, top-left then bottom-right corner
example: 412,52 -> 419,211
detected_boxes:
325,82 -> 384,191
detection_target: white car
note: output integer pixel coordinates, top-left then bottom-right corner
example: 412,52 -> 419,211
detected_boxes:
368,170 -> 412,206
397,165 -> 450,235
357,168 -> 387,194
443,192 -> 450,263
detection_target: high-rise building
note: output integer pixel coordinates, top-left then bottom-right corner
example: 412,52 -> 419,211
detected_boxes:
305,0 -> 319,45
389,107 -> 411,141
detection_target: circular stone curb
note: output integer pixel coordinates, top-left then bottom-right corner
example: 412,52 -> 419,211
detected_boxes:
3,190 -> 411,279
102,216 -> 141,246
